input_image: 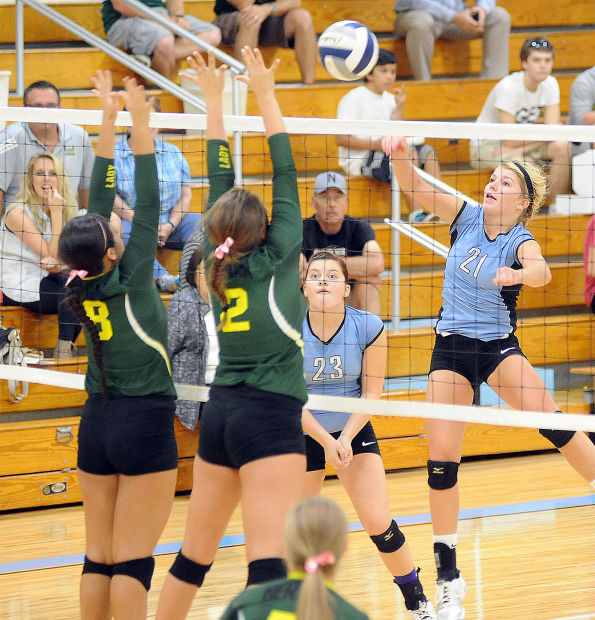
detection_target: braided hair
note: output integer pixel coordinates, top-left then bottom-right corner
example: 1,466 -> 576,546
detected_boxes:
58,213 -> 115,396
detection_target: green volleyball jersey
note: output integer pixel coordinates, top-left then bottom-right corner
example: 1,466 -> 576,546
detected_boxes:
220,573 -> 369,620
204,134 -> 307,403
82,155 -> 176,397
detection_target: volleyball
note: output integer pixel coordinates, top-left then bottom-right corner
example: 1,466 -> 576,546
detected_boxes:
317,21 -> 379,81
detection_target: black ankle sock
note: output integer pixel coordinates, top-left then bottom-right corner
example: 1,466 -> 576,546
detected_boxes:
395,577 -> 427,611
434,542 -> 459,581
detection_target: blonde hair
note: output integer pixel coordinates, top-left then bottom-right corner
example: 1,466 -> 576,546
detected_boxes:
501,160 -> 549,226
285,497 -> 348,620
6,153 -> 77,230
205,187 -> 268,327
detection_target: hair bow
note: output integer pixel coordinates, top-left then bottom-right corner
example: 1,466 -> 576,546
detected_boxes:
214,237 -> 234,260
304,551 -> 336,574
65,269 -> 88,286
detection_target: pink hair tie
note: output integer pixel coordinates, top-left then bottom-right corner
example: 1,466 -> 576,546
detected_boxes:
304,551 -> 336,574
65,269 -> 88,286
214,236 -> 234,260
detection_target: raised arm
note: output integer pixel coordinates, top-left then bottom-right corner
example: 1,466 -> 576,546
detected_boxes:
182,50 -> 234,210
87,70 -> 120,218
382,135 -> 463,223
118,78 -> 160,283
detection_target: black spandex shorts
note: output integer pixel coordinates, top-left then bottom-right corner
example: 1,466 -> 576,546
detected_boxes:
198,384 -> 305,469
77,393 -> 178,476
429,332 -> 526,388
305,421 -> 381,472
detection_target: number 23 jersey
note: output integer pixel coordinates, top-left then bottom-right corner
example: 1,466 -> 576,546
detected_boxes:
436,202 -> 535,341
303,306 -> 384,433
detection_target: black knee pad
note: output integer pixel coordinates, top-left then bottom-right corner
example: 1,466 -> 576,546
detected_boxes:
169,552 -> 212,587
112,556 -> 155,591
82,556 -> 113,578
246,558 -> 286,587
370,519 -> 406,553
427,460 -> 459,490
540,411 -> 576,448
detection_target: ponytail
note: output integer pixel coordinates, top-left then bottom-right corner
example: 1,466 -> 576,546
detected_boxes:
284,497 -> 348,620
63,279 -> 108,397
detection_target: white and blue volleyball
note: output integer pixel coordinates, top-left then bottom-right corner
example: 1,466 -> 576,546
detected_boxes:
318,21 -> 379,81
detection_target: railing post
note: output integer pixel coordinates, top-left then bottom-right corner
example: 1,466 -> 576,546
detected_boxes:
15,0 -> 25,96
390,171 -> 401,332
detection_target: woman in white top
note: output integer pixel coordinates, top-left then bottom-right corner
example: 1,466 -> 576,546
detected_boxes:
0,153 -> 80,357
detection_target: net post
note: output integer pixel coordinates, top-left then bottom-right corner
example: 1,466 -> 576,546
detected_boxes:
231,76 -> 243,185
390,169 -> 401,332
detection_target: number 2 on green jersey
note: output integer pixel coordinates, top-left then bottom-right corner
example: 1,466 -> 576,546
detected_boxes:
221,287 -> 250,332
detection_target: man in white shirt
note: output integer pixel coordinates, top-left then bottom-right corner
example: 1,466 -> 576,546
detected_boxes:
470,36 -> 571,198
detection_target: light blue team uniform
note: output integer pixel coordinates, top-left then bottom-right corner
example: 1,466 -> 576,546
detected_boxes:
436,202 -> 535,341
303,306 -> 384,433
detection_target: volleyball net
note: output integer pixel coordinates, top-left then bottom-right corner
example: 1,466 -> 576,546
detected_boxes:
1,104 -> 595,439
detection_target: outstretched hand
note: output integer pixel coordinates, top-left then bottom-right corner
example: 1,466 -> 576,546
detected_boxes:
181,50 -> 228,102
91,70 -> 120,122
381,135 -> 409,158
236,46 -> 279,98
120,76 -> 153,127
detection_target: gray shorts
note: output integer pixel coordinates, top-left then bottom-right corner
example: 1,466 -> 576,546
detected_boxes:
106,7 -> 220,56
214,12 -> 292,48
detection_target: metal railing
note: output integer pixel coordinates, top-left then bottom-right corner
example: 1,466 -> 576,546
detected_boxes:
386,165 -> 476,331
14,0 -> 247,180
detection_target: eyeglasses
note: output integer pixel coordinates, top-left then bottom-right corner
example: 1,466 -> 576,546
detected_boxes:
528,39 -> 553,50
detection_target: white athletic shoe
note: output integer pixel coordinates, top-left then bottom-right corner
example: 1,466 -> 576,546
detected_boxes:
408,599 -> 437,620
436,576 -> 467,620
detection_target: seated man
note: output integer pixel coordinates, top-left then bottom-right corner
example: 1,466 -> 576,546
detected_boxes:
102,0 -> 221,78
470,36 -> 571,199
213,0 -> 316,84
0,80 -> 94,215
336,48 -> 442,221
301,172 -> 384,316
394,0 -> 510,81
113,98 -> 201,292
568,65 -> 595,156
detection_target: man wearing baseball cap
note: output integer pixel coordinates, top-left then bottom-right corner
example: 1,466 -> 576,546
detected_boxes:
301,171 -> 384,315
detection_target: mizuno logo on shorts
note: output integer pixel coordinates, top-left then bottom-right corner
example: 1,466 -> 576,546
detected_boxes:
361,441 -> 376,447
500,347 -> 516,354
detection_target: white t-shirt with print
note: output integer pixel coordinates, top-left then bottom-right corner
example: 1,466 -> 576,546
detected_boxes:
473,71 -> 560,145
337,86 -> 397,176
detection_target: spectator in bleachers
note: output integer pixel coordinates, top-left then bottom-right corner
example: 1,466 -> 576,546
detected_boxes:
0,154 -> 81,358
394,0 -> 510,82
213,0 -> 316,84
336,49 -> 442,222
470,36 -> 571,199
583,215 -> 595,313
301,172 -> 384,316
568,65 -> 595,156
102,0 -> 221,78
0,81 -> 94,215
167,245 -> 219,430
113,97 -> 201,292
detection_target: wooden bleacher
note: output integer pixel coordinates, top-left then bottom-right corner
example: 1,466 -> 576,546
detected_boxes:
1,0 -> 593,510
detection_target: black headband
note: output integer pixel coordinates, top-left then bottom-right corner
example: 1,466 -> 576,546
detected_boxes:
511,162 -> 534,209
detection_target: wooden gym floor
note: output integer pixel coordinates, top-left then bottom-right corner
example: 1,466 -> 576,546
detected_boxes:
0,452 -> 593,619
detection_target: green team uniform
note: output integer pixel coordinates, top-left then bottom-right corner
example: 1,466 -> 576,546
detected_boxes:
220,572 -> 370,620
204,134 -> 306,403
82,154 -> 175,398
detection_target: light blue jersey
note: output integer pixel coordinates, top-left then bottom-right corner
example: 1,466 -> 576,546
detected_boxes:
436,202 -> 535,341
304,306 -> 384,433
